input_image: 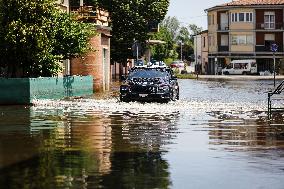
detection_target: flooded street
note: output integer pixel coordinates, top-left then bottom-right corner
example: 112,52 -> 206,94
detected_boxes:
0,79 -> 284,189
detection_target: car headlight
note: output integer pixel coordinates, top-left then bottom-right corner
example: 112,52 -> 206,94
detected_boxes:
158,85 -> 169,91
120,85 -> 129,91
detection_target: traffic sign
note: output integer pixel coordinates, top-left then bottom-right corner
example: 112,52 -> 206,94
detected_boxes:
271,43 -> 278,52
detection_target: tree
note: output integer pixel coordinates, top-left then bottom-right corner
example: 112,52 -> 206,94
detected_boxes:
176,26 -> 193,61
0,0 -> 94,78
100,0 -> 170,63
160,16 -> 180,41
150,26 -> 178,62
188,24 -> 203,36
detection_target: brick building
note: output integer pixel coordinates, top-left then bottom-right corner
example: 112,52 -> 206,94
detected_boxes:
69,5 -> 111,92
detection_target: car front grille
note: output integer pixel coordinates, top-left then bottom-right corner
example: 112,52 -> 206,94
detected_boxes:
131,85 -> 155,93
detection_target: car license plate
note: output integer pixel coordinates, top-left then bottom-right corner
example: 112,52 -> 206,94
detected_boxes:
139,94 -> 148,97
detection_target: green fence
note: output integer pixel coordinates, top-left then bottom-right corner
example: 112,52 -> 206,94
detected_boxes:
0,76 -> 93,105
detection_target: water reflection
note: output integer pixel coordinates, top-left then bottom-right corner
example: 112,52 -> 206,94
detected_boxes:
1,79 -> 284,188
0,101 -> 179,188
208,111 -> 284,150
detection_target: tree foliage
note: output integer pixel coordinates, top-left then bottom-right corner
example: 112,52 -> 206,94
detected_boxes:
98,0 -> 170,63
0,0 -> 94,78
152,16 -> 203,62
150,26 -> 177,62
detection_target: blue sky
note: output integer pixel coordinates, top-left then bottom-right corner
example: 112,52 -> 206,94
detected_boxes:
167,0 -> 229,29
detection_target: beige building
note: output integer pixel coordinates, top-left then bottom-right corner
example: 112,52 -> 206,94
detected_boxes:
205,0 -> 284,74
56,0 -> 69,13
194,30 -> 209,74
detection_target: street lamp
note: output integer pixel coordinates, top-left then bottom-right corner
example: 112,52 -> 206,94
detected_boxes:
179,40 -> 184,61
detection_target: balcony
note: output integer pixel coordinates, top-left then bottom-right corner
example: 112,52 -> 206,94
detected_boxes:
71,6 -> 97,20
255,23 -> 284,30
218,46 -> 229,52
70,6 -> 110,26
255,45 -> 283,52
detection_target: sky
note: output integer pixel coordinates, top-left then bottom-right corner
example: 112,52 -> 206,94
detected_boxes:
167,0 -> 229,30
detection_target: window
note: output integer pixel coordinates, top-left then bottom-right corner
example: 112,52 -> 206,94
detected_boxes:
264,12 -> 275,29
203,37 -> 206,47
208,35 -> 215,47
247,35 -> 253,44
208,15 -> 215,25
231,12 -> 253,22
231,35 -> 253,45
265,34 -> 275,41
239,13 -> 245,22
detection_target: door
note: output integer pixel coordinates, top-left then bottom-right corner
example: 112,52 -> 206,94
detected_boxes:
220,13 -> 228,30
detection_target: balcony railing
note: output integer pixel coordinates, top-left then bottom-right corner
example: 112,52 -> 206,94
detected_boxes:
255,23 -> 284,30
71,6 -> 97,21
255,45 -> 283,52
218,46 -> 229,52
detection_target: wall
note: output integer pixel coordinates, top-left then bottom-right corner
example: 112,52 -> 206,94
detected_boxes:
71,27 -> 111,92
0,76 -> 93,105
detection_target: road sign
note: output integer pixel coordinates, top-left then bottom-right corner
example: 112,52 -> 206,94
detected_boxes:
271,43 -> 278,52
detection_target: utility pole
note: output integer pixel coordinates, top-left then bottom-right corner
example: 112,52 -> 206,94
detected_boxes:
271,43 -> 278,88
180,40 -> 183,61
273,52 -> 276,87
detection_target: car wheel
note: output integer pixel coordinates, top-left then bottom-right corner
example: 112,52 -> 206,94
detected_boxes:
224,71 -> 229,75
242,71 -> 247,75
176,90 -> 179,100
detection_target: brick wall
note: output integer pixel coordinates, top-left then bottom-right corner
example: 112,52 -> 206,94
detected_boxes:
70,28 -> 111,92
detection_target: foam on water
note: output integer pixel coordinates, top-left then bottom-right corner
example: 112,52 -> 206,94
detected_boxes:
32,98 -> 267,117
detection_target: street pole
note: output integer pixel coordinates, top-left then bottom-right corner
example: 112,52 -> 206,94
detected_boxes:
136,42 -> 139,62
215,57 -> 218,75
180,41 -> 182,61
273,52 -> 276,88
270,43 -> 278,88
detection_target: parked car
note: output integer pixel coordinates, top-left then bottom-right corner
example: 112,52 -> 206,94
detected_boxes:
120,65 -> 179,102
170,61 -> 185,68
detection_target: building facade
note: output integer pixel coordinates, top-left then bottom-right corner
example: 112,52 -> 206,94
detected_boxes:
68,3 -> 111,92
194,30 -> 208,74
56,0 -> 70,13
205,0 -> 284,75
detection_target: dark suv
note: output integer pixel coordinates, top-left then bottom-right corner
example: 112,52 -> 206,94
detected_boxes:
120,66 -> 179,102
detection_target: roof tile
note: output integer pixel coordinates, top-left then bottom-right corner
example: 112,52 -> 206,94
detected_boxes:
222,0 -> 284,6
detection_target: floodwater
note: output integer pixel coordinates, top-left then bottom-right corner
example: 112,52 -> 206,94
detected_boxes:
0,79 -> 284,189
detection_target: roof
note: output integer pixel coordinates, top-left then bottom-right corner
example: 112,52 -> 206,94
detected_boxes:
224,0 -> 284,6
206,0 -> 284,11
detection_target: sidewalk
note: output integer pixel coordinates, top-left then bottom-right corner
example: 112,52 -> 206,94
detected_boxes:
197,75 -> 284,80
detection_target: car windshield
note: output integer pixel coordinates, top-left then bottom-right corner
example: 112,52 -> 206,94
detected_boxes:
128,69 -> 169,79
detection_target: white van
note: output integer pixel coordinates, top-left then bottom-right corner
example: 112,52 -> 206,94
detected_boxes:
222,59 -> 257,75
